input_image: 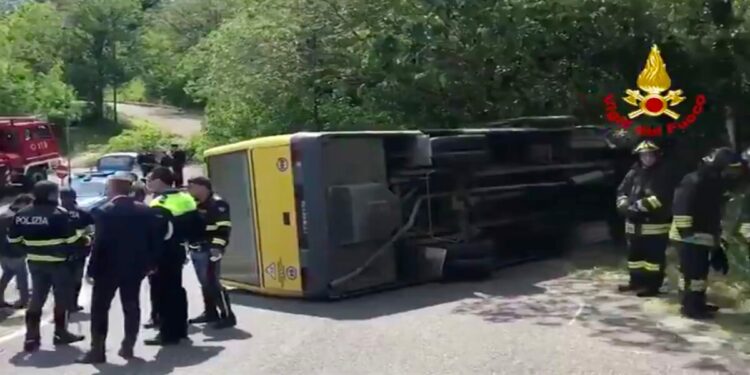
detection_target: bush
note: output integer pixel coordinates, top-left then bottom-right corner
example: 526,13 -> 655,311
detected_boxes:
103,118 -> 178,153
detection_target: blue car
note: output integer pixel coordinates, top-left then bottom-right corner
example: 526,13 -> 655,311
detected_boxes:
70,170 -> 138,212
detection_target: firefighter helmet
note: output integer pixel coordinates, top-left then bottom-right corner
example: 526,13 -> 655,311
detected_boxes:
632,140 -> 660,154
701,147 -> 737,170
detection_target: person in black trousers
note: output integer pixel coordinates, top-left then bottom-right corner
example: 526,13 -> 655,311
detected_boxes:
133,182 -> 161,330
144,167 -> 203,346
169,144 -> 187,187
77,175 -> 163,363
59,188 -> 94,313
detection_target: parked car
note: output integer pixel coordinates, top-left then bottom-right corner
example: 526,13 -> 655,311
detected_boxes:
70,170 -> 138,212
93,152 -> 143,180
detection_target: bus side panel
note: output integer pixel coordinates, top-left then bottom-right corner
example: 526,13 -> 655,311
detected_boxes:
252,145 -> 303,293
207,150 -> 262,286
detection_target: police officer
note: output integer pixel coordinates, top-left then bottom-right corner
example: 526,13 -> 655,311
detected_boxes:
670,147 -> 737,320
144,167 -> 203,346
187,177 -> 236,329
60,188 -> 94,313
8,181 -> 85,352
0,194 -> 33,309
615,140 -> 676,297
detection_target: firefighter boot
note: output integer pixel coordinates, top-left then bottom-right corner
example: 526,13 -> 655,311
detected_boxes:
76,335 -> 106,364
211,289 -> 236,330
618,273 -> 645,293
189,288 -> 219,324
23,311 -> 42,352
53,310 -> 84,345
681,292 -> 715,320
636,274 -> 662,297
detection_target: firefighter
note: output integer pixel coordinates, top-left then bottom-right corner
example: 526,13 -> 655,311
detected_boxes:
187,176 -> 236,329
615,140 -> 676,297
144,167 -> 203,346
670,147 -> 738,320
8,181 -> 86,352
60,188 -> 94,313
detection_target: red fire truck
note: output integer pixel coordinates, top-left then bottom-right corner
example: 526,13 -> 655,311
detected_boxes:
0,117 -> 63,191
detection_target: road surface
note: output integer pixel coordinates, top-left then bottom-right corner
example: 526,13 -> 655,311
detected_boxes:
0,237 -> 749,374
1,106 -> 749,373
115,103 -> 202,138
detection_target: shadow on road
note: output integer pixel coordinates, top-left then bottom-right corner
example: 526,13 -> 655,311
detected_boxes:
88,344 -> 224,375
8,342 -> 223,374
202,327 -> 252,343
448,243 -> 750,373
10,345 -> 85,369
229,239 -> 622,321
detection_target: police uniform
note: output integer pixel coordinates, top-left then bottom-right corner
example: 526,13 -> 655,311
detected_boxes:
615,140 -> 676,296
145,190 -> 203,345
8,199 -> 85,352
188,192 -> 235,328
60,197 -> 94,312
670,147 -> 737,319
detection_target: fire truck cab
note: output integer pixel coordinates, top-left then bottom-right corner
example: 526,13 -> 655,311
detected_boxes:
0,117 -> 62,190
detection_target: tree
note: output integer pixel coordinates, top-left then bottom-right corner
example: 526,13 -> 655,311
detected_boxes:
63,0 -> 142,119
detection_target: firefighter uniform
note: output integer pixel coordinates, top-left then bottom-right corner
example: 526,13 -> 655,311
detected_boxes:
8,182 -> 85,352
670,147 -> 737,319
615,140 -> 675,296
145,190 -> 203,345
188,192 -> 236,328
60,188 -> 94,312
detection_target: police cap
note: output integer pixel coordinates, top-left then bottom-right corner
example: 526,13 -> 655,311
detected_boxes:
32,180 -> 59,203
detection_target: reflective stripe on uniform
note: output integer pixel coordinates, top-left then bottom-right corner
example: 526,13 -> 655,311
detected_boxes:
670,231 -> 717,246
645,196 -> 662,209
26,254 -> 66,262
22,233 -> 81,247
625,222 -> 670,235
206,221 -> 231,231
689,279 -> 707,291
211,238 -> 227,246
627,261 -> 661,272
672,215 -> 693,228
7,236 -> 21,244
739,223 -> 750,240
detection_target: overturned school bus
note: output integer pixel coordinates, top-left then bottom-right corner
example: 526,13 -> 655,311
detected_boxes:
203,118 -> 632,299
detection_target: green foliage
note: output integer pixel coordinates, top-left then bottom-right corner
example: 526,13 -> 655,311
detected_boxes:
0,3 -> 78,120
105,78 -> 148,103
103,118 -> 179,153
63,0 -> 143,118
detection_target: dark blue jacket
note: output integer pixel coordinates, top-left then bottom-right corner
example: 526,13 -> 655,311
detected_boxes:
87,196 -> 163,281
0,211 -> 21,258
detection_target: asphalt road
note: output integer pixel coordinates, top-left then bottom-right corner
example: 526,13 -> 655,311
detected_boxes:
0,238 -> 749,374
1,105 -> 749,373
115,104 -> 202,138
